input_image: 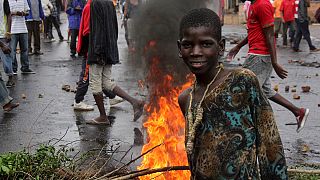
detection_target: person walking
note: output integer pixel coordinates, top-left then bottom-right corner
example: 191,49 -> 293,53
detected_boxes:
86,0 -> 144,125
228,0 -> 309,133
273,0 -> 283,38
66,0 -> 84,57
292,0 -> 320,52
47,0 -> 64,41
123,0 -> 139,52
0,0 -> 14,87
9,0 -> 36,74
74,0 -> 124,111
41,0 -> 53,41
280,0 -> 296,47
25,0 -> 44,55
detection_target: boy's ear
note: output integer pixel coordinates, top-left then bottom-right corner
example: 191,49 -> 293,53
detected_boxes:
218,38 -> 226,56
177,40 -> 182,58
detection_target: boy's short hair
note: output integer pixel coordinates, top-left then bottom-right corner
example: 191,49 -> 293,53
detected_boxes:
179,8 -> 221,41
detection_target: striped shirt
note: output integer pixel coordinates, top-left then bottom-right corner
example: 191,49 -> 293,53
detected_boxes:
8,0 -> 29,34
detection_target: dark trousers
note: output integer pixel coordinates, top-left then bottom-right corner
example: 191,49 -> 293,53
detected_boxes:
26,21 -> 41,53
70,29 -> 79,55
293,19 -> 315,50
282,21 -> 295,46
44,17 -> 50,38
75,56 -> 89,103
47,15 -> 63,40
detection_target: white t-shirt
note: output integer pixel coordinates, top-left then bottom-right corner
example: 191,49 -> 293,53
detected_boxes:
9,0 -> 29,34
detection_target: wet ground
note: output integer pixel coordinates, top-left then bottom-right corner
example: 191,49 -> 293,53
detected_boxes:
0,14 -> 319,169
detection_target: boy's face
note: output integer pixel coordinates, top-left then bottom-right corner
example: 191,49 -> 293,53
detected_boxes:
178,26 -> 224,75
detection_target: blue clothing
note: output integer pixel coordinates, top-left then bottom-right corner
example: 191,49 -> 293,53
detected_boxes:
66,0 -> 84,30
10,33 -> 30,71
25,0 -> 44,20
0,42 -> 12,106
0,39 -> 13,76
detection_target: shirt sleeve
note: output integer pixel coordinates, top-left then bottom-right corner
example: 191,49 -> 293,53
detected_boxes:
3,0 -> 10,15
24,0 -> 30,12
256,1 -> 275,28
247,71 -> 288,180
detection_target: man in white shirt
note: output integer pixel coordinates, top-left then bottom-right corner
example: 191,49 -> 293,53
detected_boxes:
9,0 -> 35,74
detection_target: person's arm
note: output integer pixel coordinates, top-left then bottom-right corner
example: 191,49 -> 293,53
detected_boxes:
123,0 -> 128,19
258,2 -> 288,79
262,26 -> 287,79
247,71 -> 288,179
227,37 -> 248,61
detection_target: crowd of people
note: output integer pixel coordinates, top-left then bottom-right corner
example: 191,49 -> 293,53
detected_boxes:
244,0 -> 320,52
0,0 -> 143,122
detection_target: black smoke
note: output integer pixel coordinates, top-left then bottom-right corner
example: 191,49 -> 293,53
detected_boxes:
132,0 -> 209,85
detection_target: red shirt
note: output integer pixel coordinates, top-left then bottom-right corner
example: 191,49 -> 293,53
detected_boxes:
247,0 -> 274,55
77,0 -> 92,53
280,0 -> 295,22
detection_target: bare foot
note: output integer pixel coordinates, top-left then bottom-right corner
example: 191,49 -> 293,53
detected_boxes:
3,102 -> 19,112
133,100 -> 145,121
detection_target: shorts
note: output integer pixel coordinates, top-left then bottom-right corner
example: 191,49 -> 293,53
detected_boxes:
89,64 -> 116,95
243,55 -> 276,98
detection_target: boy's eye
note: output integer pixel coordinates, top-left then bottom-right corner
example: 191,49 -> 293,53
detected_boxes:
202,41 -> 214,47
181,42 -> 192,48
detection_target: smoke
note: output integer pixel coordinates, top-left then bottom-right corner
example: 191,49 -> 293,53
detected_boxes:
132,0 -> 209,85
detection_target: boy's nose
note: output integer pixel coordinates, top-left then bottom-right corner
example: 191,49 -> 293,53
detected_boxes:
191,45 -> 202,56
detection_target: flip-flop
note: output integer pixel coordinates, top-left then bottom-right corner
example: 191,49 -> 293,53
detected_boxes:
3,103 -> 19,112
86,119 -> 110,125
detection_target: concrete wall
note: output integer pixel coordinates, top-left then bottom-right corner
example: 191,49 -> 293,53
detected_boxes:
224,1 -> 320,25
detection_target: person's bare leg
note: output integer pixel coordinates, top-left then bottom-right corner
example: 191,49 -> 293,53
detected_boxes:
93,93 -> 110,124
269,93 -> 300,116
112,86 -> 144,121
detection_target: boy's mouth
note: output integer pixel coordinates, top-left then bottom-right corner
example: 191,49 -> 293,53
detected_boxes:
190,61 -> 207,68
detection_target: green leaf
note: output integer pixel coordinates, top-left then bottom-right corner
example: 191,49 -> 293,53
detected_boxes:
1,165 -> 10,175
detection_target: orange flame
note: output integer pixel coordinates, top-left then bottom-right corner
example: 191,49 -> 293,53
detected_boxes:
138,57 -> 193,179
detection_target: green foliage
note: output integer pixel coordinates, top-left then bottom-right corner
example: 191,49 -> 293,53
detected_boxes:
0,145 -> 73,179
289,173 -> 320,180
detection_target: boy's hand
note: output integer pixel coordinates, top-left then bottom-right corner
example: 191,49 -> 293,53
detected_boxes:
1,44 -> 11,54
16,11 -> 23,16
273,63 -> 288,79
227,46 -> 240,61
5,32 -> 11,42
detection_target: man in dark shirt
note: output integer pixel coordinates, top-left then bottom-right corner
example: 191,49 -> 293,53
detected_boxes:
293,0 -> 320,52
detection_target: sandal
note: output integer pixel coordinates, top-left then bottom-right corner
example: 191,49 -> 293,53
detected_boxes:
3,102 -> 19,112
86,119 -> 110,125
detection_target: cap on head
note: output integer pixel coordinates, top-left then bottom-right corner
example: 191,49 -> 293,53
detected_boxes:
179,8 -> 221,41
